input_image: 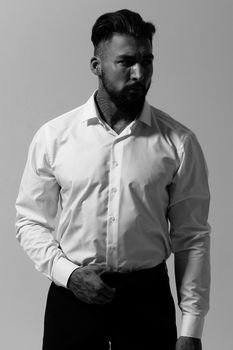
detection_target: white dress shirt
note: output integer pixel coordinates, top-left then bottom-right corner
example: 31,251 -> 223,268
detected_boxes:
15,92 -> 210,338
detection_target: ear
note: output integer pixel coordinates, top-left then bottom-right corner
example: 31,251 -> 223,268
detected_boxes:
90,56 -> 102,76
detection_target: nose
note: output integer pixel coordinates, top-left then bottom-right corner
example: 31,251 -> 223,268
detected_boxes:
130,63 -> 143,81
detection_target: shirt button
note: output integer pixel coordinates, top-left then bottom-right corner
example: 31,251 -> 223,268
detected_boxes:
109,216 -> 116,223
112,161 -> 118,168
111,187 -> 117,194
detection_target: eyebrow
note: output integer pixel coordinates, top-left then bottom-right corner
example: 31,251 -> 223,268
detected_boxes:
117,53 -> 154,60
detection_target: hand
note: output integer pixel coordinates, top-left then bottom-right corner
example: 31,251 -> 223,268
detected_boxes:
67,264 -> 116,305
176,336 -> 202,350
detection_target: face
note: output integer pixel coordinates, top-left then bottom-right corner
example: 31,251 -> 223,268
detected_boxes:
96,34 -> 154,114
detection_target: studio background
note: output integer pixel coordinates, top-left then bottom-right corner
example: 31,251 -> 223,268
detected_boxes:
0,0 -> 232,349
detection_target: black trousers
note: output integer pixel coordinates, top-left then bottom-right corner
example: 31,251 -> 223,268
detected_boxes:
42,262 -> 177,349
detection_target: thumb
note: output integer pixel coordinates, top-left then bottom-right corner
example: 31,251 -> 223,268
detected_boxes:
92,264 -> 110,275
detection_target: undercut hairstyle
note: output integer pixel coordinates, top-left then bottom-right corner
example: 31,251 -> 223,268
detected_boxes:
91,9 -> 156,55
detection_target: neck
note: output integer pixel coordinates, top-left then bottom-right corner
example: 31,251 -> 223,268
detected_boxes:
95,89 -> 118,126
95,87 -> 140,128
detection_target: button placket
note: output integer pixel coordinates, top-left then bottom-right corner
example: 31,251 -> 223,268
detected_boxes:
106,140 -> 123,269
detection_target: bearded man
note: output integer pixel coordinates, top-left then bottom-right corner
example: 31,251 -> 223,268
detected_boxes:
16,9 -> 210,350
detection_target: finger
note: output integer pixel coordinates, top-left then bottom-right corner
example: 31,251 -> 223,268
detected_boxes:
99,284 -> 116,301
85,275 -> 115,299
92,286 -> 116,304
72,287 -> 113,305
94,265 -> 110,275
90,293 -> 115,305
90,281 -> 115,300
97,276 -> 116,292
87,264 -> 107,275
81,288 -> 113,305
102,282 -> 116,295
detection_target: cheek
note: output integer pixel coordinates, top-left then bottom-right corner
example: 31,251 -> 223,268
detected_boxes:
102,64 -> 129,89
111,72 -> 129,89
145,65 -> 153,79
116,72 -> 129,86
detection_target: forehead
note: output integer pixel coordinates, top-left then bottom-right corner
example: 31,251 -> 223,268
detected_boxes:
102,34 -> 152,58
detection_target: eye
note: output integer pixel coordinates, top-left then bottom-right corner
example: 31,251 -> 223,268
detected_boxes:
142,57 -> 153,66
117,59 -> 135,67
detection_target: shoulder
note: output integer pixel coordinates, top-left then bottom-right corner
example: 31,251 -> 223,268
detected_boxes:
149,105 -> 203,157
150,106 -> 193,139
44,103 -> 85,133
32,102 -> 86,143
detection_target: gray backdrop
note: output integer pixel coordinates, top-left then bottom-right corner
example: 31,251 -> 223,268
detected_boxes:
0,0 -> 232,349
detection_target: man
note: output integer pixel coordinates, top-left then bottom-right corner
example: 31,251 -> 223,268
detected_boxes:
15,9 -> 210,350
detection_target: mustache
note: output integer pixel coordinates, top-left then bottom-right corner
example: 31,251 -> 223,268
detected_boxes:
123,83 -> 147,94
125,83 -> 145,89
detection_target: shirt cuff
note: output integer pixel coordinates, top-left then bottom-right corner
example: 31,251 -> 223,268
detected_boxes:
180,314 -> 205,338
52,256 -> 79,288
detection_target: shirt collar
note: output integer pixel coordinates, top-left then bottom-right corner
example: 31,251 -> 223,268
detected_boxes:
137,99 -> 152,127
80,92 -> 100,125
80,91 -> 152,127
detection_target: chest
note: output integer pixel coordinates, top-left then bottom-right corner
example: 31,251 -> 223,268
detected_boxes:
52,126 -> 178,198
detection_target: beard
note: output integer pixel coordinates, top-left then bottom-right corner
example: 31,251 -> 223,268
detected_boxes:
100,72 -> 151,117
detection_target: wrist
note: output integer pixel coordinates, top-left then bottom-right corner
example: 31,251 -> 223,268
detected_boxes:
67,267 -> 80,289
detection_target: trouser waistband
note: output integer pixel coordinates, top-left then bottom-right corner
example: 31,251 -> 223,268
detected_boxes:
101,261 -> 167,288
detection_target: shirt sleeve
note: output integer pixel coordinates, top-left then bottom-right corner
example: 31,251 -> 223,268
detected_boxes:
167,132 -> 211,338
15,125 -> 78,287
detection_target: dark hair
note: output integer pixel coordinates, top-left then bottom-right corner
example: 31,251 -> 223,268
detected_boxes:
91,9 -> 156,52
